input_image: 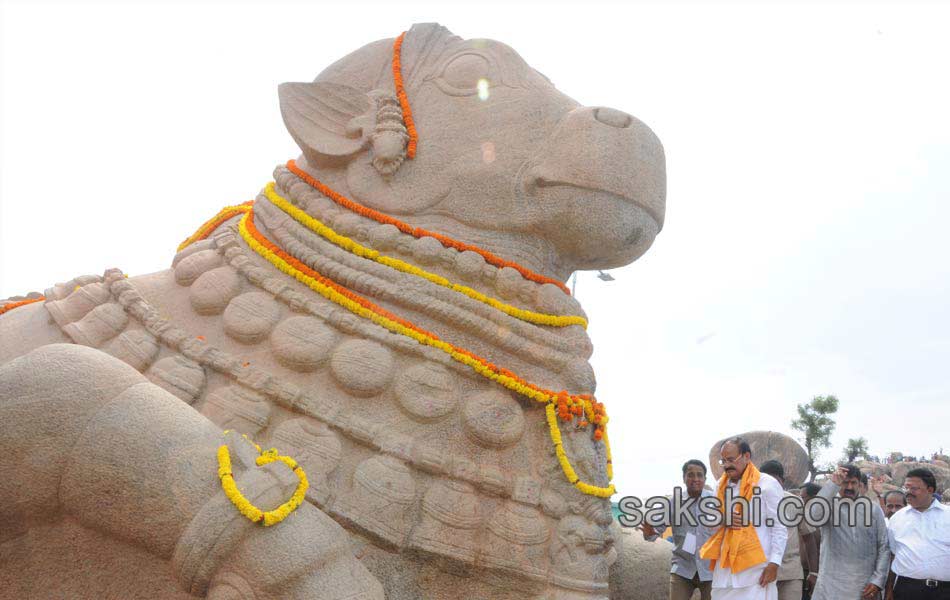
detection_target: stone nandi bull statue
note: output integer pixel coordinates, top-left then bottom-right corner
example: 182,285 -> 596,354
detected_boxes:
0,23 -> 666,599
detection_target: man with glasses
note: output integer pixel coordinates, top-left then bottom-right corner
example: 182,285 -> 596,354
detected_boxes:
700,437 -> 787,600
887,468 -> 950,599
642,459 -> 715,600
810,464 -> 889,600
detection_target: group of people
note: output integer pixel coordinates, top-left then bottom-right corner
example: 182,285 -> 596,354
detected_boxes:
640,437 -> 950,600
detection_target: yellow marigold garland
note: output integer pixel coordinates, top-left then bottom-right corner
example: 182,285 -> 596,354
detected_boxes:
235,212 -> 615,498
217,435 -> 309,526
262,183 -> 587,329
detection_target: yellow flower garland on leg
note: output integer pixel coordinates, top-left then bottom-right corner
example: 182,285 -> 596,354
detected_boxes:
216,437 -> 309,526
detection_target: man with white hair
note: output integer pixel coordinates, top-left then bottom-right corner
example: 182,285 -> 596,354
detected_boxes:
700,437 -> 787,600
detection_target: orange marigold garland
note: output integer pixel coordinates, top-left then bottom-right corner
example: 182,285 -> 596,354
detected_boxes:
383,30 -> 568,293
392,31 -> 418,159
286,159 -> 572,295
0,296 -> 45,317
177,201 -> 254,252
243,210 -> 434,339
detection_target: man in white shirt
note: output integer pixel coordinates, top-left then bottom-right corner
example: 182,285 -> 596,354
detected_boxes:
888,468 -> 950,599
701,437 -> 788,600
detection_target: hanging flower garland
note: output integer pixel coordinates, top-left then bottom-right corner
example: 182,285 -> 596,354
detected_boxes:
217,433 -> 308,526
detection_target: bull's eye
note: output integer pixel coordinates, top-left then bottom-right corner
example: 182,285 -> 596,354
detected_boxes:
436,52 -> 493,96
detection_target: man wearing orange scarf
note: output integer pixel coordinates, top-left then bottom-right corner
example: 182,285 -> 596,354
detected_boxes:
701,437 -> 788,599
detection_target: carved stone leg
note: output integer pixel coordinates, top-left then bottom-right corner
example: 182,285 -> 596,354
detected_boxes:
0,343 -> 384,599
607,522 -> 673,600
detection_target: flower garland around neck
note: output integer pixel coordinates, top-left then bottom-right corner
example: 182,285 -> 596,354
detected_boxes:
0,296 -> 45,317
285,159 -> 573,296
217,432 -> 308,526
392,31 -> 418,159
235,208 -> 614,498
243,208 -> 435,339
262,182 -> 587,329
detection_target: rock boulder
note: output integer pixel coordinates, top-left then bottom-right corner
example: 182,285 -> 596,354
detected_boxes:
891,461 -> 950,492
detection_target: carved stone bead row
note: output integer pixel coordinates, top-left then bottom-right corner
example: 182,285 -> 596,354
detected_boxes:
272,166 -> 587,320
253,198 -> 591,364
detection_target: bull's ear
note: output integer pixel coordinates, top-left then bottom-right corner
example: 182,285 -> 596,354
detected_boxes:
278,82 -> 372,160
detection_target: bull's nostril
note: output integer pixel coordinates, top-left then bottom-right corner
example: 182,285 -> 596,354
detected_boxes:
593,107 -> 632,129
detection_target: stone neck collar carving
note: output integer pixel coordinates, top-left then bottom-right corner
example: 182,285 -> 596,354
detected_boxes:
284,159 -> 574,287
267,165 -> 594,366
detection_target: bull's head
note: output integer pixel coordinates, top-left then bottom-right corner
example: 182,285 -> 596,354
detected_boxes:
279,23 -> 665,281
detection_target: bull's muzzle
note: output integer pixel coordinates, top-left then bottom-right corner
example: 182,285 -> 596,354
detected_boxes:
527,106 -> 667,230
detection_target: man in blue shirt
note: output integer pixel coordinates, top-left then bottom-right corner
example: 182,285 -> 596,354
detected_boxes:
643,459 -> 715,600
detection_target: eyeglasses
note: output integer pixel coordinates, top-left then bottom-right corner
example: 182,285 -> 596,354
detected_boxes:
718,456 -> 744,466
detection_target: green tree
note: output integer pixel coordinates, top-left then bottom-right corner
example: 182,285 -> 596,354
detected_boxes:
791,395 -> 839,481
843,437 -> 869,463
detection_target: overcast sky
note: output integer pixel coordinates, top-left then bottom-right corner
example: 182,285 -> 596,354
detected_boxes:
2,1 -> 948,498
